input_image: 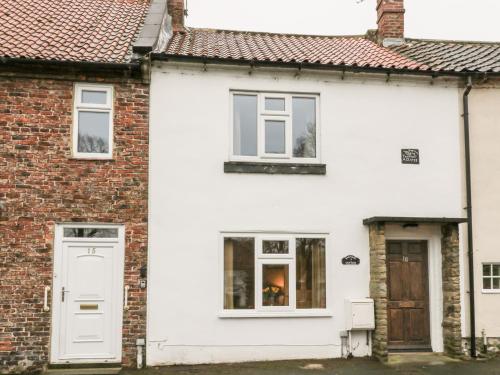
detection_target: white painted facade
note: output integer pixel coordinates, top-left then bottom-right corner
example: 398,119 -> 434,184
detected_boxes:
147,62 -> 464,365
464,85 -> 500,343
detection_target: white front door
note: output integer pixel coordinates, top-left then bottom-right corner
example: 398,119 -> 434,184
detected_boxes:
51,225 -> 125,364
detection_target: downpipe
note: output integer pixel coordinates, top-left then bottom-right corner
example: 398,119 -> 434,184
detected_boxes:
463,76 -> 477,358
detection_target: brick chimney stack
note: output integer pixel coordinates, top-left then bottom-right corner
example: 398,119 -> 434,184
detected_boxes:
376,0 -> 405,46
168,0 -> 185,31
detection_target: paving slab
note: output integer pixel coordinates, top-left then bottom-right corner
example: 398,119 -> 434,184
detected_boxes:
120,357 -> 500,375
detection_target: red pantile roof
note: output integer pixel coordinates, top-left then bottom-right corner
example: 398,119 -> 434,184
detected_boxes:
0,0 -> 150,63
163,28 -> 430,71
390,39 -> 500,73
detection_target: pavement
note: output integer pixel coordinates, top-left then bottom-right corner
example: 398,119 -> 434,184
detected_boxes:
120,356 -> 500,375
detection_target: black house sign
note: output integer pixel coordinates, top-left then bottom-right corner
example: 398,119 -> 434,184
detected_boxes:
342,255 -> 360,265
401,149 -> 420,164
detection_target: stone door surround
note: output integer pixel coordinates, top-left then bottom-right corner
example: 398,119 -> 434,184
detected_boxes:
363,217 -> 466,359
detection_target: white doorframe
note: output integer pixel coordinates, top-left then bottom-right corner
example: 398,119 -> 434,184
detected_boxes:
50,223 -> 125,364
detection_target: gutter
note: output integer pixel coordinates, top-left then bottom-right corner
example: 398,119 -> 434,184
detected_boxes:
150,53 -> 498,79
463,76 -> 477,358
0,56 -> 140,71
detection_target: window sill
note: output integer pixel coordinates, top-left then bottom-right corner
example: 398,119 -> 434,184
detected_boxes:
218,310 -> 333,318
482,290 -> 500,294
69,156 -> 114,161
224,161 -> 326,175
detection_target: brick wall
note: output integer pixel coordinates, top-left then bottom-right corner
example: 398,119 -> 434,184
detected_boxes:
0,70 -> 149,373
376,0 -> 405,41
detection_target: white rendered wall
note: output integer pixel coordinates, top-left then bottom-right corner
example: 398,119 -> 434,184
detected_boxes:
468,87 -> 500,339
147,63 -> 463,365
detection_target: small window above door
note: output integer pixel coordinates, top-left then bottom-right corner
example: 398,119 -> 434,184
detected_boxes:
63,227 -> 118,238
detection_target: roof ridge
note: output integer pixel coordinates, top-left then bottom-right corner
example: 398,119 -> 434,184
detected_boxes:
185,27 -> 367,40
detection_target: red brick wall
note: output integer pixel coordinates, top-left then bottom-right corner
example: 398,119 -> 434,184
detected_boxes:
0,73 -> 149,373
376,0 -> 405,40
167,0 -> 185,31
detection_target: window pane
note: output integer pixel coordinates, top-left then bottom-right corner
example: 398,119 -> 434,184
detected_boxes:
296,238 -> 326,309
265,97 -> 285,111
77,111 -> 110,153
82,90 -> 107,105
493,265 -> 500,276
63,228 -> 118,238
292,97 -> 316,158
265,120 -> 286,154
494,278 -> 500,290
233,95 -> 257,156
224,238 -> 255,309
262,264 -> 289,306
263,240 -> 289,254
484,278 -> 492,290
483,264 -> 491,276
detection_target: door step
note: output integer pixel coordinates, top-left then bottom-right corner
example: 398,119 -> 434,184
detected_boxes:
387,352 -> 460,366
44,368 -> 121,375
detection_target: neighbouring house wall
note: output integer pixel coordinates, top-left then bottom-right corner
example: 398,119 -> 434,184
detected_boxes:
147,62 -> 464,365
467,85 -> 500,350
0,71 -> 149,373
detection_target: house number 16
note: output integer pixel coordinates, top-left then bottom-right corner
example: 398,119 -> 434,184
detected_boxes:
88,248 -> 96,254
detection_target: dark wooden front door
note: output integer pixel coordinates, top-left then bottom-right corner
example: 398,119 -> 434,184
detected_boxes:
387,240 -> 431,351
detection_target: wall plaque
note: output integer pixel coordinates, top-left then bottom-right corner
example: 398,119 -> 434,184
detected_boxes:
342,255 -> 360,265
401,149 -> 420,164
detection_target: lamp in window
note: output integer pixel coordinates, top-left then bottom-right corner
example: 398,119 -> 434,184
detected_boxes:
263,285 -> 284,306
262,264 -> 288,306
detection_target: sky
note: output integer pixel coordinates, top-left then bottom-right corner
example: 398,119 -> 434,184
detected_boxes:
186,0 -> 500,42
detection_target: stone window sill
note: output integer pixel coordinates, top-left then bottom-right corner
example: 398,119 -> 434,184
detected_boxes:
224,161 -> 326,175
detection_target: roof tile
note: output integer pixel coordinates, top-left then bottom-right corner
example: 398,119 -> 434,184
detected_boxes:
163,28 -> 431,71
0,0 -> 150,63
391,39 -> 500,73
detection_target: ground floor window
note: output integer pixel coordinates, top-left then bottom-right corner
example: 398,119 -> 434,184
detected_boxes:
223,233 -> 327,312
483,263 -> 500,291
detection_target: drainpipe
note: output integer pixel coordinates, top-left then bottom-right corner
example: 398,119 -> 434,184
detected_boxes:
463,76 -> 477,358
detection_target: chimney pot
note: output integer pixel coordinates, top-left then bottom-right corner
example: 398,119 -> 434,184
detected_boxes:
376,0 -> 405,45
168,0 -> 185,32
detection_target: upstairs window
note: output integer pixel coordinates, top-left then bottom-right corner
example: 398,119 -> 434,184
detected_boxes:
232,92 -> 319,163
73,84 -> 113,158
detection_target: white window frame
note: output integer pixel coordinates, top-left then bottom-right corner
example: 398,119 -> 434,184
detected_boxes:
219,232 -> 331,318
73,83 -> 114,159
259,235 -> 293,259
261,94 -> 289,116
230,91 -> 321,164
482,263 -> 500,294
261,115 -> 291,159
